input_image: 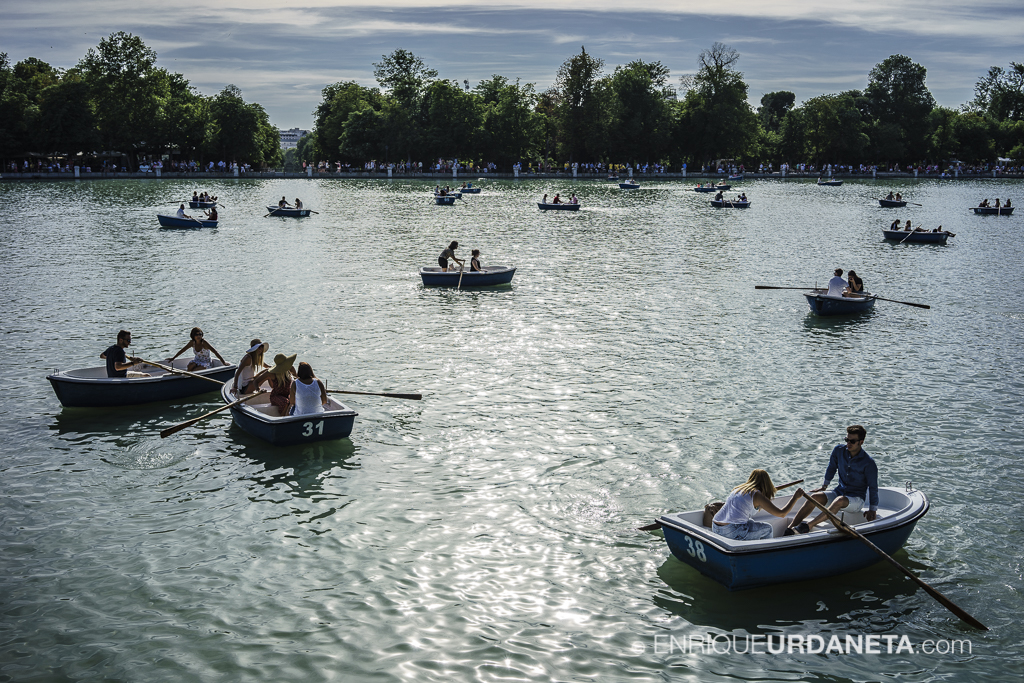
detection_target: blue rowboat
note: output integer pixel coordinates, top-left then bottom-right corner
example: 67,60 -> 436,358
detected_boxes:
538,202 -> 580,211
711,199 -> 750,208
971,206 -> 1014,215
459,186 -> 482,194
803,289 -> 876,315
188,200 -> 217,209
883,229 -> 950,244
656,486 -> 928,590
419,265 -> 516,287
727,174 -> 744,180
606,175 -> 619,181
157,214 -> 217,228
694,184 -> 730,192
817,179 -> 843,186
47,359 -> 236,408
221,382 -> 357,446
265,206 -> 311,217
434,195 -> 457,205
619,182 -> 641,189
879,199 -> 907,207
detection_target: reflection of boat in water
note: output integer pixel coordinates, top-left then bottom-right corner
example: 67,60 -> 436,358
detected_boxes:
221,383 -> 357,446
47,359 -> 235,407
803,289 -> 876,315
656,486 -> 928,590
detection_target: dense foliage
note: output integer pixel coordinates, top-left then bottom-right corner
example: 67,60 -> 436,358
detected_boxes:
0,33 -> 281,167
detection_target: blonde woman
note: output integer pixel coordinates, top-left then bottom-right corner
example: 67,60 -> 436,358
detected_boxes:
711,470 -> 805,541
252,353 -> 296,416
233,340 -> 269,394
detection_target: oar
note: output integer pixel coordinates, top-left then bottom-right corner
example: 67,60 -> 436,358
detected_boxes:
754,286 -> 930,309
309,210 -> 319,214
160,390 -> 267,438
137,359 -> 225,386
457,261 -> 465,289
907,201 -> 923,206
638,479 -> 805,531
326,389 -> 422,400
899,229 -> 916,244
264,207 -> 282,217
796,491 -> 987,630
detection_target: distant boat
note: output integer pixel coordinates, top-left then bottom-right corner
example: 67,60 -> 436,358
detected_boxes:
710,199 -> 750,208
619,182 -> 641,189
419,265 -> 516,287
265,206 -> 311,217
47,359 -> 235,407
883,229 -> 950,244
537,202 -> 580,211
606,175 -> 619,181
157,214 -> 217,228
459,187 -> 482,194
879,198 -> 907,207
971,206 -> 1014,215
188,200 -> 217,209
817,179 -> 843,186
221,382 -> 357,446
727,174 -> 744,180
803,290 -> 876,315
434,195 -> 457,205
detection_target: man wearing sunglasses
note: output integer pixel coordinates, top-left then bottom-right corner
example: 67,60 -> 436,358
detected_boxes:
785,425 -> 878,535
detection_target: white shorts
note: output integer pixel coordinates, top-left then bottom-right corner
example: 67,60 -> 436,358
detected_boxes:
825,490 -> 864,513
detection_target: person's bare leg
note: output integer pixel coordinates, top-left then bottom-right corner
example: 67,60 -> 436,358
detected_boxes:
789,493 -> 828,527
806,496 -> 849,530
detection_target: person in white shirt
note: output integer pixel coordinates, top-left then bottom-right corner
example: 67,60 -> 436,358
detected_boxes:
175,204 -> 192,219
826,268 -> 847,297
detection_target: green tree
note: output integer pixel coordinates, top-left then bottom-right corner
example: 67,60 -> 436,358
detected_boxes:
311,80 -> 382,162
971,63 -> 1024,121
865,54 -> 936,163
421,79 -> 482,161
481,79 -> 544,167
157,70 -> 209,160
801,92 -> 869,164
758,91 -> 795,133
0,53 -> 35,156
36,75 -> 99,156
927,107 -> 959,162
373,49 -> 437,110
951,112 -> 994,163
554,46 -> 604,162
206,85 -> 280,166
606,60 -> 674,164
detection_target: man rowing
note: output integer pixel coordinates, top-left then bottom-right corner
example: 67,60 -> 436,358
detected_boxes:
100,330 -> 150,378
176,204 -> 193,220
278,196 -> 292,209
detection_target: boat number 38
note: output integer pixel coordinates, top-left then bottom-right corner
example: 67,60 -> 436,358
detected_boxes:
684,536 -> 707,562
302,421 -> 324,437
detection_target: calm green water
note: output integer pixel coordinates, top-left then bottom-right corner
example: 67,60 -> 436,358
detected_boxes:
1,177 -> 1022,682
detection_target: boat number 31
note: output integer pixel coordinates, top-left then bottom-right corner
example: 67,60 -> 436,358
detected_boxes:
684,536 -> 707,562
302,421 -> 325,437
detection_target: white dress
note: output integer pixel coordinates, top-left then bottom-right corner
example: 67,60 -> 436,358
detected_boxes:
192,347 -> 212,368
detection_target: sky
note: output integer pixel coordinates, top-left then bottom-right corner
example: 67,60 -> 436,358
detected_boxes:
2,0 -> 1022,130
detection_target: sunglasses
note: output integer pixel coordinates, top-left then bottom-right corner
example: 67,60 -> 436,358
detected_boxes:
844,437 -> 861,443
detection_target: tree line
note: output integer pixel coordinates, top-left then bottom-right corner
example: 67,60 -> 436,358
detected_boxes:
0,32 -> 281,169
301,45 -> 1024,170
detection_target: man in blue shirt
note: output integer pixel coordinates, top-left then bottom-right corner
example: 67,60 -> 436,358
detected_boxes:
786,425 -> 878,535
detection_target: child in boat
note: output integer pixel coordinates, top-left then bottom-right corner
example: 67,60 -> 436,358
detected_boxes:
470,249 -> 482,272
711,469 -> 805,541
167,327 -> 227,372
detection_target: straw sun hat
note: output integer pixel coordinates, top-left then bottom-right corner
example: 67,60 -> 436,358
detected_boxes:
269,353 -> 296,376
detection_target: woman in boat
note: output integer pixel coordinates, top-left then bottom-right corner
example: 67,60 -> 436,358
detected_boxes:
289,362 -> 328,416
438,241 -> 463,272
204,206 -> 218,221
570,194 -> 578,204
847,270 -> 864,294
904,220 -> 913,231
470,249 -> 482,272
711,469 -> 805,541
890,218 -> 901,230
233,340 -> 269,394
294,198 -> 303,210
252,353 -> 296,416
542,193 -> 548,205
895,192 -> 902,201
167,327 -> 227,371
932,225 -> 944,233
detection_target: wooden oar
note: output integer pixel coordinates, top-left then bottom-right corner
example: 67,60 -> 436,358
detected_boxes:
899,229 -> 917,244
796,491 -> 987,630
160,390 -> 267,438
309,210 -> 319,214
638,479 -> 804,531
754,286 -> 929,309
907,201 -> 923,206
457,261 -> 465,289
264,207 -> 283,217
326,389 -> 422,400
138,359 -> 225,386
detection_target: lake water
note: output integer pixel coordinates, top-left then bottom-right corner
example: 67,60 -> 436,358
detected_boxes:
1,177 -> 1021,682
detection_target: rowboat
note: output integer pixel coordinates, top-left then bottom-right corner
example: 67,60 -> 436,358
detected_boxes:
434,195 -> 457,205
694,184 -> 730,192
459,186 -> 482,194
538,202 -> 580,211
619,182 -> 641,189
419,265 -> 516,287
883,229 -> 950,244
879,199 -> 907,207
971,206 -> 1014,215
656,486 -> 928,590
188,200 -> 217,209
727,174 -> 744,180
606,175 -> 619,181
157,214 -> 217,228
817,179 -> 843,186
265,206 -> 311,217
803,289 -> 876,315
710,199 -> 750,208
221,382 -> 357,446
47,359 -> 236,408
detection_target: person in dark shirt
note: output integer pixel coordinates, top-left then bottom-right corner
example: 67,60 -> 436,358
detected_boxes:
786,425 -> 878,534
100,330 -> 149,378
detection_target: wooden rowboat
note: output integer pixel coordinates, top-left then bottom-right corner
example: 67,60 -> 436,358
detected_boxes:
538,202 -> 580,211
710,199 -> 750,208
47,359 -> 236,407
879,199 -> 907,207
803,289 -> 876,315
971,206 -> 1014,215
188,200 -> 217,209
883,229 -> 950,244
656,486 -> 928,590
419,265 -> 516,287
157,214 -> 217,228
265,206 -> 311,217
221,382 -> 357,446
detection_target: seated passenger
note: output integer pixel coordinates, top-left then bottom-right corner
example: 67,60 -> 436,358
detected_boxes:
711,469 -> 805,541
289,362 -> 328,416
167,327 -> 226,372
847,270 -> 864,294
904,220 -> 913,231
932,225 -> 944,232
470,249 -> 482,272
252,353 -> 296,416
890,219 -> 901,230
552,194 -> 562,204
233,340 -> 269,394
827,268 -> 846,297
175,204 -> 191,219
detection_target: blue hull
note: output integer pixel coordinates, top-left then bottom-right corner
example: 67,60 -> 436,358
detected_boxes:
222,384 -> 357,446
879,199 -> 907,207
189,201 -> 217,209
662,517 -> 922,590
971,206 -> 1014,215
434,196 -> 456,205
460,187 -> 481,193
158,214 -> 217,228
883,230 -> 949,244
804,292 -> 876,315
48,365 -> 236,407
265,206 -> 311,217
420,266 -> 515,287
711,200 -> 750,208
537,203 -> 580,210
619,183 -> 641,189
694,185 -> 730,192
